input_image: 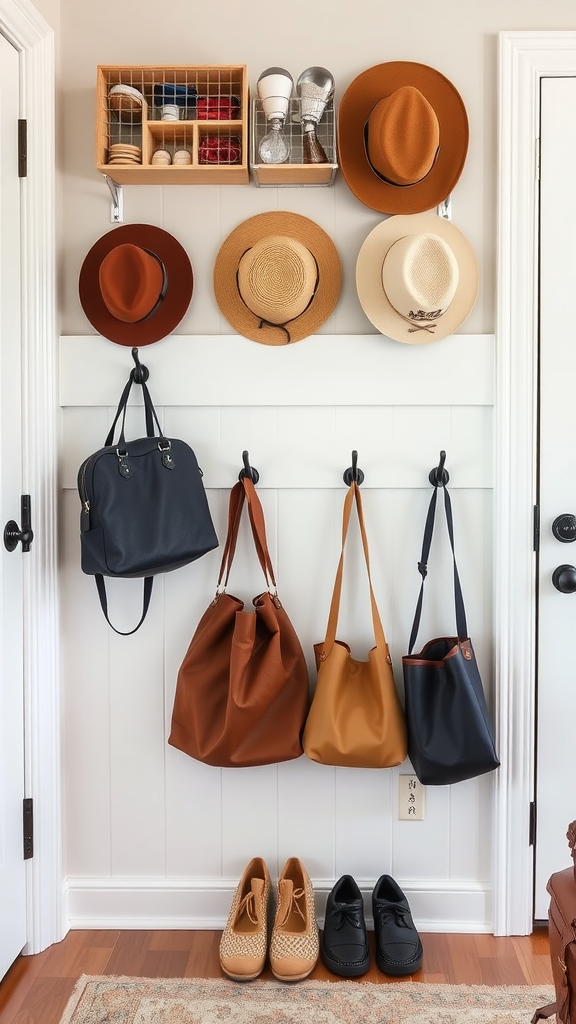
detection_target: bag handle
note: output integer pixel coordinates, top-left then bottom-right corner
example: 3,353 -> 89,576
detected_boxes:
407,481 -> 468,655
104,374 -> 162,448
216,477 -> 277,593
95,574 -> 154,635
319,482 -> 389,661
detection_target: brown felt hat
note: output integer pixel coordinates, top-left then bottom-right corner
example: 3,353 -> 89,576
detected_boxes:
338,62 -> 469,215
213,212 -> 341,345
79,223 -> 194,346
356,212 -> 478,344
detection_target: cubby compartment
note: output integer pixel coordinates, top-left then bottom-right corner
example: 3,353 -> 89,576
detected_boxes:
250,96 -> 338,187
96,65 -> 249,184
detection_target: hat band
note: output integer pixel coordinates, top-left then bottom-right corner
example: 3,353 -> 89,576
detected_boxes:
134,248 -> 168,323
397,308 -> 444,334
363,122 -> 440,188
235,252 -> 319,344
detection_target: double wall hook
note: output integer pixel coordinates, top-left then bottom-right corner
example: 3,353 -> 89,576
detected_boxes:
428,449 -> 450,487
130,347 -> 149,384
238,450 -> 260,484
343,450 -> 365,486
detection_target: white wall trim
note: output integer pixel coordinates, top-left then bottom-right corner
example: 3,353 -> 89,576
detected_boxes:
64,876 -> 493,934
0,0 -> 62,953
494,31 -> 576,936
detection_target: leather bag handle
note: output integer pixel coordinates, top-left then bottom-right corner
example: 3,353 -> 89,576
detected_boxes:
320,482 -> 388,661
216,477 -> 277,592
408,481 -> 468,655
104,374 -> 162,448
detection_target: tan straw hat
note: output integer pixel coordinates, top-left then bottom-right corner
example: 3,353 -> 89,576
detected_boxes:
213,212 -> 341,345
338,62 -> 469,215
79,223 -> 193,346
356,212 -> 478,344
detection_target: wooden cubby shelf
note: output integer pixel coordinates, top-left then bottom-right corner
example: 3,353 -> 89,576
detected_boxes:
96,64 -> 249,184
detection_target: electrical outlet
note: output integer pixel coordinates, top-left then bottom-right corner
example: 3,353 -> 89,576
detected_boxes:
398,774 -> 425,820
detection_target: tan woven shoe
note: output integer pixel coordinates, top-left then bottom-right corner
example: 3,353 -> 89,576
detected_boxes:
269,857 -> 319,981
219,857 -> 271,981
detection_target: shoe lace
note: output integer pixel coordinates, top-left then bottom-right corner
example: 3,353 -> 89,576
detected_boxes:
277,886 -> 306,928
376,903 -> 412,929
333,905 -> 364,930
237,890 -> 259,926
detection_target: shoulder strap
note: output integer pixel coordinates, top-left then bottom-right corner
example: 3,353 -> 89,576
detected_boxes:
320,482 -> 388,660
216,477 -> 276,592
408,482 -> 467,654
95,575 -> 153,635
104,373 -> 160,448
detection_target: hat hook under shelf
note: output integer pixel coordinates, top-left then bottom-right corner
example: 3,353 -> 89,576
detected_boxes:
343,450 -> 364,486
103,174 -> 124,224
436,194 -> 452,221
238,450 -> 259,485
429,449 -> 450,487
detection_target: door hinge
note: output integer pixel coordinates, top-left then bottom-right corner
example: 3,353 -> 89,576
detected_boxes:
529,800 -> 536,846
18,119 -> 27,178
534,505 -> 540,552
535,136 -> 540,181
23,798 -> 33,860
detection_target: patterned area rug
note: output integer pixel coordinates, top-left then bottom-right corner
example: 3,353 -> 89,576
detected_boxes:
59,975 -> 555,1024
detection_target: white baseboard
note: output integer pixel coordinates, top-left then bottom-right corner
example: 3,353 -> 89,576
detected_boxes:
63,876 -> 492,934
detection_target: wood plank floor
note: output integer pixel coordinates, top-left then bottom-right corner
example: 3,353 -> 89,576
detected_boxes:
0,927 -> 553,1024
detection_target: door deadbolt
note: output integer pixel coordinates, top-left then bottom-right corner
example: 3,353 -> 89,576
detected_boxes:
552,513 -> 576,542
552,564 -> 576,593
3,495 -> 34,553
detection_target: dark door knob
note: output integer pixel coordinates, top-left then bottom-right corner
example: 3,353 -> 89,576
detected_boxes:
552,564 -> 576,593
552,514 -> 576,542
3,495 -> 34,553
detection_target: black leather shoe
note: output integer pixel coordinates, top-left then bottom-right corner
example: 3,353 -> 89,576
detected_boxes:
321,874 -> 370,977
372,874 -> 423,976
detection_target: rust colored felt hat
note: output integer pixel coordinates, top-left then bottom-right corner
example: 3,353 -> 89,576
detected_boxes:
79,223 -> 193,346
338,61 -> 469,215
213,211 -> 341,345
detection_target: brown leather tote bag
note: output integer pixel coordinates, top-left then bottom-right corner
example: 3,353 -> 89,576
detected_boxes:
168,476 -> 309,767
303,482 -> 407,769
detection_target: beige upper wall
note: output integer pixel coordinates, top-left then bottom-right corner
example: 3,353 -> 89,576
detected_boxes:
57,0 -> 576,339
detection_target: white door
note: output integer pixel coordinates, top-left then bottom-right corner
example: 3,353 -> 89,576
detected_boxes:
535,74 -> 576,920
0,29 -> 27,978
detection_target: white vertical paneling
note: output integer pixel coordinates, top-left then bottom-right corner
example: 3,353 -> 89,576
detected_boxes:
392,785 -> 451,880
163,186 -> 222,337
108,574 -> 167,875
60,334 -> 496,929
449,774 -> 493,882
334,768 -> 394,881
60,491 -> 112,875
277,757 -> 336,878
221,766 -> 279,877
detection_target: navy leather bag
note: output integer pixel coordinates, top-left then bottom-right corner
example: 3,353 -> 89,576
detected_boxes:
77,352 -> 218,634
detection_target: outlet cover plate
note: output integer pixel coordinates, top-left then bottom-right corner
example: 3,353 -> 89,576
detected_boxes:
398,774 -> 425,820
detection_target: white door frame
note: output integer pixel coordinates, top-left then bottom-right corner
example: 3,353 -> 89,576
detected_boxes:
0,0 -> 61,953
494,30 -> 576,935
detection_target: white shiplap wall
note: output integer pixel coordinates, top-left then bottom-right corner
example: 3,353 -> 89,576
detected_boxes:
60,331 -> 496,932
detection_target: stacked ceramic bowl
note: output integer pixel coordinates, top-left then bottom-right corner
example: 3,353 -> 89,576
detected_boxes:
107,143 -> 142,166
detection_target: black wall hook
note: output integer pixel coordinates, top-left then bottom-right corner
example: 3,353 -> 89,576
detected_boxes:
428,450 -> 450,487
130,347 -> 149,384
343,450 -> 365,486
238,450 -> 260,484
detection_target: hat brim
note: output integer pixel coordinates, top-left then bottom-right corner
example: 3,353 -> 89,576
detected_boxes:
213,212 -> 342,345
79,223 -> 194,346
356,212 -> 478,344
338,61 -> 469,215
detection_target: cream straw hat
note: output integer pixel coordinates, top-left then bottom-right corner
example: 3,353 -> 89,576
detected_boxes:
356,212 -> 478,343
